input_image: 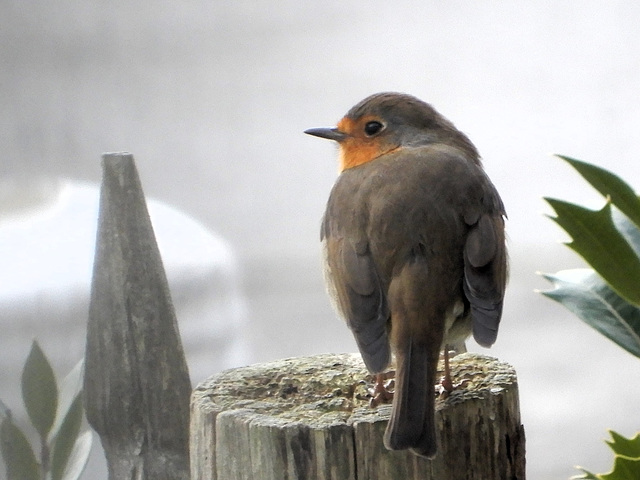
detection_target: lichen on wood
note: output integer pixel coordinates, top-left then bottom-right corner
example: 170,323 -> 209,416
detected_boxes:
190,352 -> 525,480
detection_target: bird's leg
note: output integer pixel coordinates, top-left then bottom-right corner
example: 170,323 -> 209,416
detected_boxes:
369,371 -> 395,407
440,345 -> 454,393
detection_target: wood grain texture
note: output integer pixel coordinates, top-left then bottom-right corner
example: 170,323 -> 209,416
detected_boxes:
191,352 -> 525,480
85,153 -> 191,480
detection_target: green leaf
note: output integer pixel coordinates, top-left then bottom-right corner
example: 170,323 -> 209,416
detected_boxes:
600,456 -> 640,480
611,209 -> 640,259
558,155 -> 640,229
541,269 -> 640,359
59,431 -> 92,480
606,431 -> 640,459
50,360 -> 84,441
21,341 -> 58,438
0,416 -> 39,480
51,394 -> 83,480
573,432 -> 640,479
545,197 -> 640,306
571,469 -> 601,480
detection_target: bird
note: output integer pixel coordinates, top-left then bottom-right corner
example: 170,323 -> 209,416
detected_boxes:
305,92 -> 507,458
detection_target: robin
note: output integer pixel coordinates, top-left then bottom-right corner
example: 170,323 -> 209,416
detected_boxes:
305,92 -> 507,458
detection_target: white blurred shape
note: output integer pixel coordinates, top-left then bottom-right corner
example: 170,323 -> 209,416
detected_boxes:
0,177 -> 249,401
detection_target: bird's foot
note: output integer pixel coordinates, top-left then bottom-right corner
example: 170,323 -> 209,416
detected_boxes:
369,371 -> 395,407
437,346 -> 472,396
438,347 -> 455,395
440,373 -> 454,394
437,374 -> 471,397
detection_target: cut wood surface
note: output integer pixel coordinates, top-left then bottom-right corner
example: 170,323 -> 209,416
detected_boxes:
191,352 -> 525,480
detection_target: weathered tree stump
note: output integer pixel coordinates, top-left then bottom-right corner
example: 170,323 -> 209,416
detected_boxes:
190,352 -> 525,480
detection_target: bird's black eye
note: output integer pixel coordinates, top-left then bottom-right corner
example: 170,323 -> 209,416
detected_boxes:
364,121 -> 384,136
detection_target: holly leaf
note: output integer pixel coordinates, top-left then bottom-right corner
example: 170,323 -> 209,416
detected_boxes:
606,431 -> 640,459
558,155 -> 640,229
599,455 -> 640,480
540,269 -> 640,359
571,469 -> 600,480
544,197 -> 640,306
572,431 -> 640,480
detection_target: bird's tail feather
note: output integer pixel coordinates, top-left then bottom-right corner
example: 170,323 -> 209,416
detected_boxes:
383,338 -> 438,458
384,250 -> 444,458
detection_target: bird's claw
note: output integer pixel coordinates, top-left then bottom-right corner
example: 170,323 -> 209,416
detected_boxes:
440,374 -> 454,394
369,371 -> 395,407
437,375 -> 471,397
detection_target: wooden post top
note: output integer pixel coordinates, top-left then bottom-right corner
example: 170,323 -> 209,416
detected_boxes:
193,352 -> 517,421
191,352 -> 525,480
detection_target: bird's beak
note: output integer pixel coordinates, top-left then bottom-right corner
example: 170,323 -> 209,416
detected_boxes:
304,127 -> 347,142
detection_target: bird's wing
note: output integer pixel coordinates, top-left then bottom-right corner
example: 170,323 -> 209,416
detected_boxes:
462,187 -> 507,347
322,222 -> 390,374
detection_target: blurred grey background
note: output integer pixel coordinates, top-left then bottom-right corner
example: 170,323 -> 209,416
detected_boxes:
2,2 -> 640,479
